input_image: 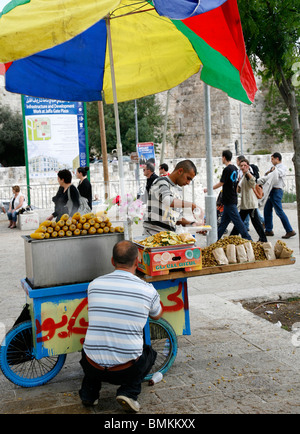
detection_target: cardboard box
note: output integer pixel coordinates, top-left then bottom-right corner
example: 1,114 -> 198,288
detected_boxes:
17,212 -> 39,231
137,245 -> 202,276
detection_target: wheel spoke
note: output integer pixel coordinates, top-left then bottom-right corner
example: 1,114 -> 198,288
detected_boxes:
0,321 -> 66,387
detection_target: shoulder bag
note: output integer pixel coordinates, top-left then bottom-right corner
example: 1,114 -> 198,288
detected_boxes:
67,185 -> 91,216
253,184 -> 264,200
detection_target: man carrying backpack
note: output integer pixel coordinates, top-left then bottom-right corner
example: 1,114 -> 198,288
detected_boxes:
205,150 -> 251,241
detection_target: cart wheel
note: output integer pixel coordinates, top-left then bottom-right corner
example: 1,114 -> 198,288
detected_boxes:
0,321 -> 66,388
144,318 -> 178,381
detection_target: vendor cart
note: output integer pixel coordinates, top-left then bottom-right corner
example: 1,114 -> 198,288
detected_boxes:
0,232 -> 296,388
0,233 -> 178,388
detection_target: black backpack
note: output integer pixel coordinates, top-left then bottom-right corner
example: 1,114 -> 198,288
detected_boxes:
250,164 -> 260,180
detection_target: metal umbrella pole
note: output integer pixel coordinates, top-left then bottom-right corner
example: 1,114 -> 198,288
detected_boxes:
106,16 -> 129,240
204,83 -> 218,245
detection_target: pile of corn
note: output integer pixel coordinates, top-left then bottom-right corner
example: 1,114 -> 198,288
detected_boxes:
30,211 -> 124,239
202,235 -> 267,268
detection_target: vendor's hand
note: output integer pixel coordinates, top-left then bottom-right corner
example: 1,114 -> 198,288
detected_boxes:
193,206 -> 204,220
47,215 -> 54,221
191,221 -> 204,227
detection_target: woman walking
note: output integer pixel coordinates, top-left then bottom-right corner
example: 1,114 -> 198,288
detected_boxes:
76,166 -> 92,210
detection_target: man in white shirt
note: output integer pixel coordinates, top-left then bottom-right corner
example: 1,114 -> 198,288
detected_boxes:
79,240 -> 162,412
263,153 -> 296,239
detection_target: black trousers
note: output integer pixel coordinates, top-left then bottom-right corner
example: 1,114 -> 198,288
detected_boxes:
79,345 -> 157,402
231,208 -> 267,242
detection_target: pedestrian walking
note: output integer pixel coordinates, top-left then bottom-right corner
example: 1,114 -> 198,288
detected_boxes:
259,152 -> 296,239
205,150 -> 251,241
231,158 -> 267,242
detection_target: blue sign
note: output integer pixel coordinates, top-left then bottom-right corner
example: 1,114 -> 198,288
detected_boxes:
137,142 -> 155,167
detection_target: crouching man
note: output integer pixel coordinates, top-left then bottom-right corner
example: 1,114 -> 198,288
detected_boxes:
79,240 -> 162,413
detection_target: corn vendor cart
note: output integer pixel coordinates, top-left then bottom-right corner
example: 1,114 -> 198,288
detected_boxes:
0,221 -> 296,388
0,230 -> 179,388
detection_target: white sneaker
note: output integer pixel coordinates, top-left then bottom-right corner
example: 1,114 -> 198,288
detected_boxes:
116,395 -> 140,413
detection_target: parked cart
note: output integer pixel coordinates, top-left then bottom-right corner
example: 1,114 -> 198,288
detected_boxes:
0,233 -> 178,387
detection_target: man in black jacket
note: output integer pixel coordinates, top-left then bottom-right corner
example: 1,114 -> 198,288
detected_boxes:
205,150 -> 251,241
138,162 -> 158,203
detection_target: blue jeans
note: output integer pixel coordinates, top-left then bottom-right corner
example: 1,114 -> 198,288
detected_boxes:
218,203 -> 252,240
264,188 -> 293,233
7,210 -> 18,222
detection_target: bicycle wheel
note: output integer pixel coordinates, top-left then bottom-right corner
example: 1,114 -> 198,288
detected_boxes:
0,321 -> 66,388
144,318 -> 178,381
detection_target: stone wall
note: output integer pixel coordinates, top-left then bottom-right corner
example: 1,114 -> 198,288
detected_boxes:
156,73 -> 294,159
0,82 -> 22,113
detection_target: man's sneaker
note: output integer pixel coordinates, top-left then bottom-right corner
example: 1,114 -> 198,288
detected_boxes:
81,398 -> 99,407
282,230 -> 296,239
116,395 -> 140,413
265,231 -> 274,236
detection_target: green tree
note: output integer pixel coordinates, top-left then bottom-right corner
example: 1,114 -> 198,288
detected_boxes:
262,80 -> 300,142
0,105 -> 24,166
86,95 -> 164,157
238,0 -> 300,238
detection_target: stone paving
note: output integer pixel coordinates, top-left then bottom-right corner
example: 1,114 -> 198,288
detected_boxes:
0,206 -> 300,415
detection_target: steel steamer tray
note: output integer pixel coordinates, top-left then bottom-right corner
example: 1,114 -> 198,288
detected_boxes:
23,232 -> 124,288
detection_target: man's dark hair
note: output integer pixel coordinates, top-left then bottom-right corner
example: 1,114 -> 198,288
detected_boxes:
174,159 -> 197,176
159,163 -> 169,171
222,150 -> 232,162
113,241 -> 138,267
272,152 -> 282,161
57,169 -> 72,184
237,155 -> 245,162
146,162 -> 155,173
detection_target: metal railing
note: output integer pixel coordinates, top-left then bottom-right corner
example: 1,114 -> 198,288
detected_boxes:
0,179 -> 146,209
0,174 -> 296,210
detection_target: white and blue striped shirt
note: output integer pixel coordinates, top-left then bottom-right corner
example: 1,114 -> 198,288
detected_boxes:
83,270 -> 161,367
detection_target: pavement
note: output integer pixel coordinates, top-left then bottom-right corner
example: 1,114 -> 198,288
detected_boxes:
0,205 -> 300,415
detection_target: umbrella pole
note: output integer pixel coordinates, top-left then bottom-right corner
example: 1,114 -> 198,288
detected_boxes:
106,17 -> 129,240
204,84 -> 218,245
160,89 -> 170,165
98,100 -> 110,200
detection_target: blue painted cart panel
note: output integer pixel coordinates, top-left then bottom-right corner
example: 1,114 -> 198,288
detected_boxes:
22,275 -> 191,358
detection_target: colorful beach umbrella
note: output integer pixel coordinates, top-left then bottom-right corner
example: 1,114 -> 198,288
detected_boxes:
0,0 -> 257,105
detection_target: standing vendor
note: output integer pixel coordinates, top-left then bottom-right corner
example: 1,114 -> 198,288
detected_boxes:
143,159 -> 204,235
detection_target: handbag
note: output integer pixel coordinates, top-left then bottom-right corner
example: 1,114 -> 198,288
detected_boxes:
253,184 -> 264,200
67,186 -> 91,216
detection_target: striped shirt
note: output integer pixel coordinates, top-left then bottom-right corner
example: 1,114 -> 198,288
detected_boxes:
83,270 -> 161,367
143,176 -> 181,233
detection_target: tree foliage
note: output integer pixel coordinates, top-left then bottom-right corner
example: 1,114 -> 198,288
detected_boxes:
262,79 -> 300,142
238,0 -> 300,236
86,95 -> 164,157
0,104 -> 24,166
238,0 -> 300,82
